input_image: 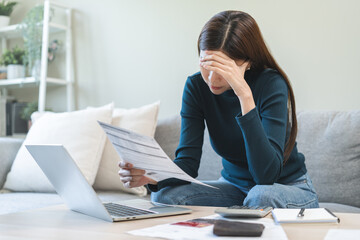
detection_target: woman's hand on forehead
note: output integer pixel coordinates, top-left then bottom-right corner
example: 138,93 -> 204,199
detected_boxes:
199,49 -> 252,100
202,51 -> 230,65
200,50 -> 229,60
200,50 -> 248,69
200,50 -> 248,67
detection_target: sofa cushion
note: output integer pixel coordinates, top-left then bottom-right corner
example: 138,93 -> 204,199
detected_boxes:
197,128 -> 222,181
0,138 -> 23,189
154,115 -> 181,161
319,202 -> 360,214
3,103 -> 113,192
93,101 -> 160,196
155,115 -> 221,181
0,191 -> 64,215
297,110 -> 360,208
0,191 -> 150,215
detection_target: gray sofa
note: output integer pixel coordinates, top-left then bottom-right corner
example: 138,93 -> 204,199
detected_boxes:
1,110 -> 360,215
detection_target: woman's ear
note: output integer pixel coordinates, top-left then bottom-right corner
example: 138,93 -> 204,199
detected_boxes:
245,60 -> 251,70
248,63 -> 252,70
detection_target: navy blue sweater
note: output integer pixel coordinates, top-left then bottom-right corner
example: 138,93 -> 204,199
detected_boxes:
149,69 -> 306,191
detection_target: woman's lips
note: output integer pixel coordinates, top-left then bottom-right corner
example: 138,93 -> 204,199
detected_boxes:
211,86 -> 222,90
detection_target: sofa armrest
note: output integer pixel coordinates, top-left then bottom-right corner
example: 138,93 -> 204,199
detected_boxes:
297,110 -> 360,208
0,137 -> 24,189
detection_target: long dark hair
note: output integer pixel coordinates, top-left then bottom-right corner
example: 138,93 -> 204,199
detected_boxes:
198,10 -> 297,164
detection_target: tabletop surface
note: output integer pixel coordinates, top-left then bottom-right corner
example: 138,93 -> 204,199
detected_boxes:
0,204 -> 359,240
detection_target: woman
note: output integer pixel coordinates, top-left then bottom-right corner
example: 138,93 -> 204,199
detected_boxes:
118,10 -> 319,208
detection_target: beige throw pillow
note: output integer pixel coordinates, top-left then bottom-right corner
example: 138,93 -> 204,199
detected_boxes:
3,103 -> 114,192
93,101 -> 160,196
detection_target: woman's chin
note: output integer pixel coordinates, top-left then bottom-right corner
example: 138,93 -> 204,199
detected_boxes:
211,89 -> 226,95
210,86 -> 232,95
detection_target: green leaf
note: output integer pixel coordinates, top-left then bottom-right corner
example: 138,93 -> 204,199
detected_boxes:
0,1 -> 18,16
0,46 -> 25,66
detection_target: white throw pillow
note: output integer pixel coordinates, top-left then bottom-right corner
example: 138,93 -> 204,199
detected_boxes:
3,103 -> 114,192
93,101 -> 160,196
30,111 -> 52,123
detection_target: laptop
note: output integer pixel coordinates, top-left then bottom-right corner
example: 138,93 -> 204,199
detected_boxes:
25,144 -> 191,222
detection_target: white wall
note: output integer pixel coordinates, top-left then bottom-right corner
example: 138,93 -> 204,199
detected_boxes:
9,0 -> 360,118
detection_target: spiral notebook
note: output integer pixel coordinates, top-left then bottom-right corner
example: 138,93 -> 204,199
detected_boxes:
272,208 -> 340,224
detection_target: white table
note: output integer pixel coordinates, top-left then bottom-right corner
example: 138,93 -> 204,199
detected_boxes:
0,205 -> 359,239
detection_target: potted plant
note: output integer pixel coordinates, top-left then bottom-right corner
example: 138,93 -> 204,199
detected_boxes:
18,5 -> 56,79
21,101 -> 52,130
19,5 -> 44,78
20,101 -> 38,130
0,46 -> 25,79
0,1 -> 17,28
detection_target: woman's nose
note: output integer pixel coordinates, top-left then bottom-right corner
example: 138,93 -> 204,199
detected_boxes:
208,71 -> 214,80
208,71 -> 220,83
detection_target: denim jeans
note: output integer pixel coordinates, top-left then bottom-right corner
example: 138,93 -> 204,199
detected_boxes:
151,173 -> 319,208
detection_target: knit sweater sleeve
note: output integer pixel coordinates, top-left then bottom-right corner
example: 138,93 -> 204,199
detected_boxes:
235,73 -> 288,184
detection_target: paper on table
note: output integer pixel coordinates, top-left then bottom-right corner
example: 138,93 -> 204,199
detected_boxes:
324,229 -> 360,240
128,214 -> 288,240
98,121 -> 217,189
271,208 -> 339,224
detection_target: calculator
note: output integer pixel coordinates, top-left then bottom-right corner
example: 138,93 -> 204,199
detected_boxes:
215,205 -> 273,218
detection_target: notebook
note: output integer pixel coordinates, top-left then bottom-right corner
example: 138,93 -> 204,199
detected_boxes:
271,208 -> 340,224
25,144 -> 192,222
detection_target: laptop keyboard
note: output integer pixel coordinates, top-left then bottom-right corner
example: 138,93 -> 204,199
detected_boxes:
104,203 -> 157,217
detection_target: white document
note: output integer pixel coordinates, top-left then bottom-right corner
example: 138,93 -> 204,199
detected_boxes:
324,229 -> 360,240
128,214 -> 288,240
98,121 -> 216,189
271,208 -> 339,224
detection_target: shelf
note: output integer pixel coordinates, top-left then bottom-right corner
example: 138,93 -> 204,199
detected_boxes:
0,1 -> 74,112
1,134 -> 26,139
0,22 -> 67,39
0,77 -> 69,88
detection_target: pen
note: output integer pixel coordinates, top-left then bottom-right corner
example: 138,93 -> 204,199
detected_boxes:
297,208 -> 305,217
